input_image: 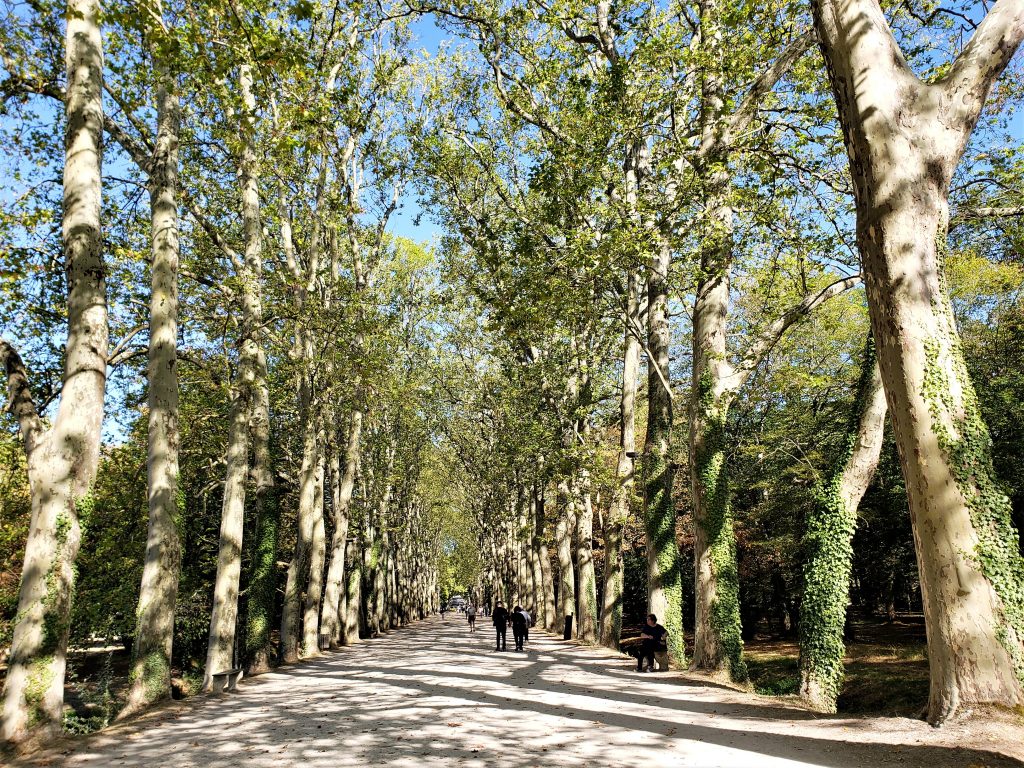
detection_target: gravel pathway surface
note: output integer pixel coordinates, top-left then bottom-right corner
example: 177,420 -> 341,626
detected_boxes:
14,616 -> 1023,767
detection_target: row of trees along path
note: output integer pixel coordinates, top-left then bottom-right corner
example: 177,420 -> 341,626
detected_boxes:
1,0 -> 1024,759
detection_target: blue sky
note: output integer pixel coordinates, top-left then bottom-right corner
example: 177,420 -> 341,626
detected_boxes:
2,5 -> 1023,445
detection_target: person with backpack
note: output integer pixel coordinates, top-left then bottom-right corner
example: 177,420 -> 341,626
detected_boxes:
467,604 -> 477,633
519,606 -> 531,646
511,606 -> 528,652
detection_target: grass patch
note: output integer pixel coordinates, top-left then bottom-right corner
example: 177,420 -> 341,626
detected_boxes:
745,651 -> 800,696
745,616 -> 930,716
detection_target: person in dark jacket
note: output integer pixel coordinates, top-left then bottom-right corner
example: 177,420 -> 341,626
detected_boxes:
511,606 -> 528,651
637,613 -> 667,672
492,601 -> 509,651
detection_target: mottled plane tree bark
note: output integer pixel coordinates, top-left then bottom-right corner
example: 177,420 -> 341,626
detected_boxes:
1,0 -> 107,742
122,7 -> 183,715
813,0 -> 1024,723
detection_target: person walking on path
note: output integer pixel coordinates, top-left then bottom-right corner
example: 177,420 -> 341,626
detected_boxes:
637,613 -> 667,672
440,603 -> 447,620
492,601 -> 509,651
520,607 -> 531,646
511,606 -> 528,652
467,604 -> 477,633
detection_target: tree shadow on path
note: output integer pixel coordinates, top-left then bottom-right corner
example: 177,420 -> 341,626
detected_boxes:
14,617 -> 1022,768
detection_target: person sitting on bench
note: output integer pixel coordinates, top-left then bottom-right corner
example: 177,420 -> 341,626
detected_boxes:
637,613 -> 667,672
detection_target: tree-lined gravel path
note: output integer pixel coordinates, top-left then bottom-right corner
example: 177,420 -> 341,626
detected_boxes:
16,617 -> 1022,768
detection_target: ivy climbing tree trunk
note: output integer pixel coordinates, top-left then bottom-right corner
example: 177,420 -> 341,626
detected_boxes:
122,38 -> 181,717
280,383 -> 320,663
601,271 -> 639,650
242,379 -> 280,675
813,0 -> 1024,723
680,4 -> 818,682
0,0 -> 106,742
689,159 -> 746,681
241,335 -> 277,673
644,241 -> 684,665
800,341 -> 887,712
204,63 -> 265,690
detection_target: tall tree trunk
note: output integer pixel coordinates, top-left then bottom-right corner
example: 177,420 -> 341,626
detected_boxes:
302,453 -> 326,655
241,340 -> 278,674
814,0 -> 1024,723
800,342 -> 887,712
203,364 -> 250,687
528,486 -> 546,626
366,448 -> 393,634
280,385 -> 319,663
576,485 -> 598,643
203,63 -> 265,690
342,538 -> 362,645
374,522 -> 389,630
321,411 -> 361,646
601,272 -> 639,650
0,0 -> 106,741
362,514 -> 378,635
122,48 -> 181,717
242,445 -> 279,672
536,487 -> 556,630
555,486 -> 577,632
644,241 -> 684,665
688,161 -> 745,680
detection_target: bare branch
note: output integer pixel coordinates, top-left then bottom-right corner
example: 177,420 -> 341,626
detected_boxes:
728,273 -> 862,393
950,204 -> 1024,230
941,0 -> 1024,124
719,29 -> 816,153
107,324 -> 147,366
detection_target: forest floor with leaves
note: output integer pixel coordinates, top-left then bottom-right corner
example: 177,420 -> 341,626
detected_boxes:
9,615 -> 1023,768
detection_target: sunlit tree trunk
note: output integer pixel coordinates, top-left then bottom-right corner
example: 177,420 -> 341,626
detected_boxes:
0,0 -> 106,741
536,486 -> 556,630
576,484 -> 598,643
322,412 -> 361,646
342,537 -> 362,645
373,516 -> 389,631
242,373 -> 279,674
241,342 -> 277,673
555,486 -> 577,633
814,0 -> 1024,723
203,63 -> 267,690
122,41 -> 181,717
302,453 -> 326,655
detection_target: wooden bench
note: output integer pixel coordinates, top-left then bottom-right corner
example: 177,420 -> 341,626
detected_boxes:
211,668 -> 242,693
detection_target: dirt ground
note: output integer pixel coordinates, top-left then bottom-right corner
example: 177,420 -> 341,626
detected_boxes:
8,615 -> 1022,768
